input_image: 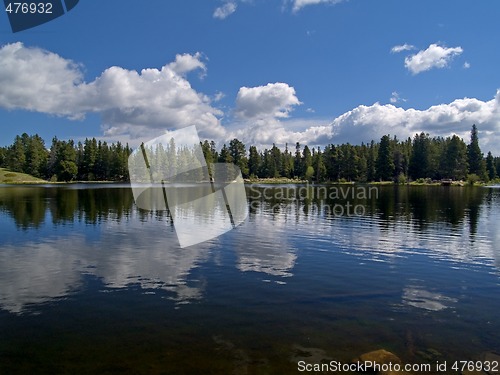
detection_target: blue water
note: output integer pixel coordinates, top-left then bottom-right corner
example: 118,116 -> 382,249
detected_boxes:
0,184 -> 499,374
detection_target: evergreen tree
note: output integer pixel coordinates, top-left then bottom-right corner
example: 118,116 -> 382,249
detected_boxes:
495,157 -> 500,179
486,151 -> 496,181
294,142 -> 302,178
270,144 -> 282,178
6,135 -> 26,173
82,138 -> 98,180
248,146 -> 260,178
24,134 -> 48,178
409,133 -> 430,180
228,138 -> 248,177
96,141 -> 111,180
467,124 -> 486,179
366,141 -> 376,182
0,147 -> 6,167
282,143 -> 293,178
218,144 -> 232,163
313,147 -> 326,181
440,135 -> 468,180
55,140 -> 77,181
376,135 -> 394,181
46,137 -> 60,180
302,145 -> 312,179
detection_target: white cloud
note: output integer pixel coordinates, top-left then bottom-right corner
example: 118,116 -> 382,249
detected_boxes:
390,43 -> 416,53
235,82 -> 302,119
390,91 -> 406,104
229,91 -> 500,155
213,1 -> 237,19
0,42 -> 225,141
328,92 -> 500,153
0,42 -> 84,118
292,0 -> 344,12
2,43 -> 500,157
168,52 -> 207,76
464,61 -> 471,69
404,43 -> 463,74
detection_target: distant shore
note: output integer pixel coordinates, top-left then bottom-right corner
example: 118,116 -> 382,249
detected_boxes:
0,169 -> 494,188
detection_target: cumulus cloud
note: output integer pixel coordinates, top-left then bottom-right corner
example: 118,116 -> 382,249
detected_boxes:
390,43 -> 416,53
464,61 -> 471,69
0,42 -> 224,140
168,52 -> 207,76
235,82 -> 301,119
292,0 -> 344,12
0,42 -> 84,117
229,91 -> 500,155
329,92 -> 500,153
404,43 -> 463,74
213,1 -> 237,19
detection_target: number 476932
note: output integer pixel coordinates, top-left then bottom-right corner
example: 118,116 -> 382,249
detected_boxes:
5,2 -> 53,14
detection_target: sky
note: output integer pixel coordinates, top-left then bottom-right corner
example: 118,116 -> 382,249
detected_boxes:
1,0 -> 500,154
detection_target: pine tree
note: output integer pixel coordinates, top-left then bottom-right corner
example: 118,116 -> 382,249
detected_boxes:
313,147 -> 326,181
294,142 -> 302,178
229,138 -> 248,177
409,133 -> 430,180
486,151 -> 496,181
376,135 -> 394,181
24,134 -> 48,178
248,146 -> 260,178
467,124 -> 486,179
440,135 -> 468,180
0,147 -> 6,167
366,141 -> 376,182
302,145 -> 312,179
6,135 -> 26,173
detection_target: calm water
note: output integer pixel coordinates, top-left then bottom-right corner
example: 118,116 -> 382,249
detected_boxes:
0,184 -> 499,374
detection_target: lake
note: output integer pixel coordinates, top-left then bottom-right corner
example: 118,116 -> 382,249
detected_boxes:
0,184 -> 499,374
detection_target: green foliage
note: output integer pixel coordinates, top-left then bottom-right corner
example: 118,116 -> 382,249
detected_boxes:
0,125 -> 496,184
409,132 -> 430,180
467,173 -> 480,186
0,147 -> 6,167
304,165 -> 315,181
376,135 -> 394,181
229,138 -> 249,177
486,151 -> 496,181
248,145 -> 260,177
467,124 -> 486,179
440,135 -> 468,180
58,161 -> 78,182
397,173 -> 407,184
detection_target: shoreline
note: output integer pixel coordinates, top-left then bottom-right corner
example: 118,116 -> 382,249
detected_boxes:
0,179 -> 491,187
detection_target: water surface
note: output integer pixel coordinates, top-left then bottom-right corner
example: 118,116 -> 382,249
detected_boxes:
0,184 -> 499,374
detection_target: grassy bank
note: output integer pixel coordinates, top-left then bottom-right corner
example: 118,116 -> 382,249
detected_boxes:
0,168 -> 47,184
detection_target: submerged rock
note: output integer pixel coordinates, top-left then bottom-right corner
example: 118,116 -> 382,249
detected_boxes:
353,349 -> 411,375
356,349 -> 402,365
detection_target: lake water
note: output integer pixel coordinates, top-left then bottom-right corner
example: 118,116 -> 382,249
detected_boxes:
0,184 -> 499,374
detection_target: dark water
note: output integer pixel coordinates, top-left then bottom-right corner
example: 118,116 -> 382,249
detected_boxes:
0,184 -> 499,374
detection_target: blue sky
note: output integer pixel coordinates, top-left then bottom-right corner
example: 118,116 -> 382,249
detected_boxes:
1,0 -> 500,153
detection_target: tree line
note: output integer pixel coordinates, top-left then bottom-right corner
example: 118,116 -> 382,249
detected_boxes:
203,125 -> 498,183
0,134 -> 131,181
0,125 -> 498,182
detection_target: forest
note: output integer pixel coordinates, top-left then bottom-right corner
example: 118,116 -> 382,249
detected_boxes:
0,125 -> 498,183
